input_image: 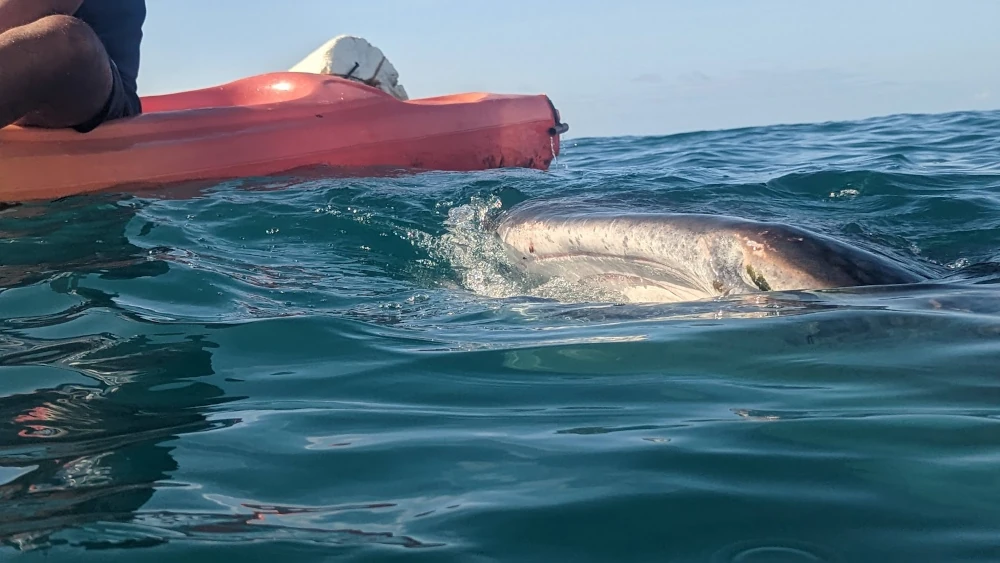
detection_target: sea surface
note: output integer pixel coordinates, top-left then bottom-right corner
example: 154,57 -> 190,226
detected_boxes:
2,109 -> 1000,562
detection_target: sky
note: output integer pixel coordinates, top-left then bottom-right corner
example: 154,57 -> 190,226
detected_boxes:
140,0 -> 1000,138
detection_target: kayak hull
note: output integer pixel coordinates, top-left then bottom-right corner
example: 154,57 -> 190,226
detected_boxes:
0,72 -> 566,202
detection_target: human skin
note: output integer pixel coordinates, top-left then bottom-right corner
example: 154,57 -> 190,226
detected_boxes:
0,0 -> 114,129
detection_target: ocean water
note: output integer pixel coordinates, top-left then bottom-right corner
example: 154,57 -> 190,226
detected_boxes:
2,109 -> 1000,562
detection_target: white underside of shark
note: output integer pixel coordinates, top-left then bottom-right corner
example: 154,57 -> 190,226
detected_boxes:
495,202 -> 926,303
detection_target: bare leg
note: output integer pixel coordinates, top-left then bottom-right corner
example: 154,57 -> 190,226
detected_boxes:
0,14 -> 113,130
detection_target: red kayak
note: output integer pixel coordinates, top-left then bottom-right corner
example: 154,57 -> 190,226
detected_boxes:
0,71 -> 568,202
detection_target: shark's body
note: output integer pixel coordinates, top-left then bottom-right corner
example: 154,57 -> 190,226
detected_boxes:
495,203 -> 925,302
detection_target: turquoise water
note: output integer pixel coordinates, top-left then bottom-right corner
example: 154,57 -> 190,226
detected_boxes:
2,109 -> 1000,562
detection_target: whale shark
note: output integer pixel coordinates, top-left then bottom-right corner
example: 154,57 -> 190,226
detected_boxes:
494,202 -> 927,303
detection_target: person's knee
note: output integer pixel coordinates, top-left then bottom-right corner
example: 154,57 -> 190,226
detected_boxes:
11,14 -> 113,128
28,15 -> 109,77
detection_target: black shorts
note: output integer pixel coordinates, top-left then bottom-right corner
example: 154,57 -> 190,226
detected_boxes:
72,58 -> 142,133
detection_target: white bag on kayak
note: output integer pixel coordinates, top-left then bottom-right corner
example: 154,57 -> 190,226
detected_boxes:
289,35 -> 409,101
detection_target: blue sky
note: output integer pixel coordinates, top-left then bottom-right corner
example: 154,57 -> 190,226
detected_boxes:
140,0 -> 1000,138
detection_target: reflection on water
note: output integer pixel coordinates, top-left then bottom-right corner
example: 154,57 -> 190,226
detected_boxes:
0,196 -> 437,553
0,196 -> 168,290
0,312 -> 240,550
0,203 -> 237,550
